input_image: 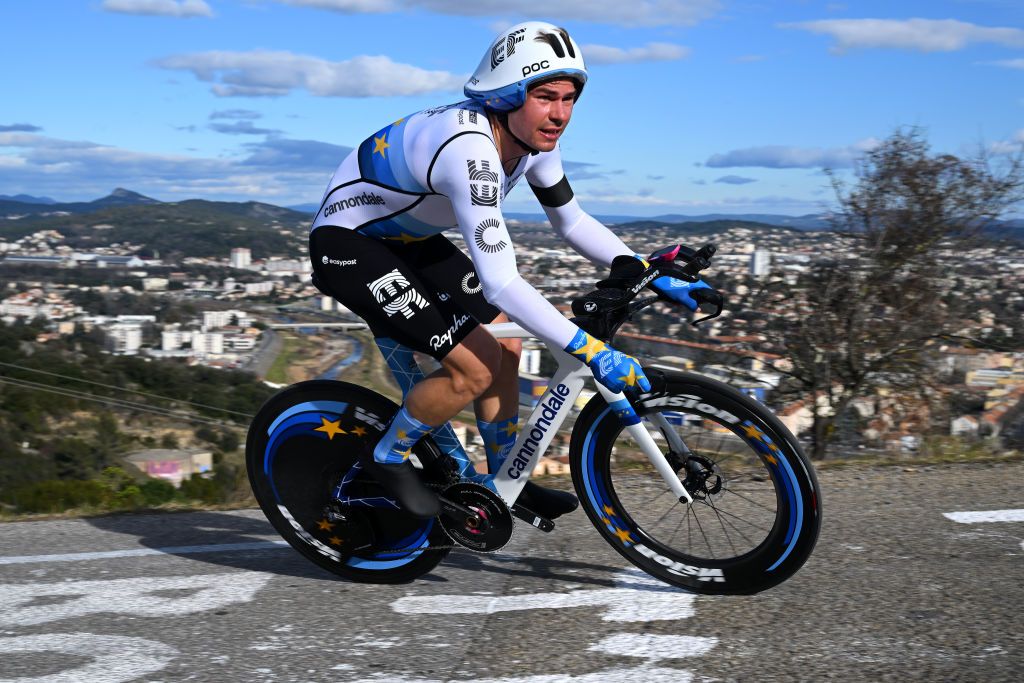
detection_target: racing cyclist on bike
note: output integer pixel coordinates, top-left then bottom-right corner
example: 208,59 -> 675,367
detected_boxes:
309,21 -> 711,519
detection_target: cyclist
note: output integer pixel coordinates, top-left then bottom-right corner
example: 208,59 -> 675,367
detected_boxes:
309,21 -> 707,518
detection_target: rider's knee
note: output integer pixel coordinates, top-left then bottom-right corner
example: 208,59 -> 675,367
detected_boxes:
498,336 -> 523,362
445,327 -> 501,398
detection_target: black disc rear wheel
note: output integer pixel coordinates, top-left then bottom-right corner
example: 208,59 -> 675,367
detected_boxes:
246,380 -> 452,583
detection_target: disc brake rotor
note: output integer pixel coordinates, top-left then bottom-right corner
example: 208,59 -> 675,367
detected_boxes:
438,482 -> 514,553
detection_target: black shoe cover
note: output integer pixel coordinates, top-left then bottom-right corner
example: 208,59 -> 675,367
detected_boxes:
518,481 -> 579,519
358,453 -> 440,519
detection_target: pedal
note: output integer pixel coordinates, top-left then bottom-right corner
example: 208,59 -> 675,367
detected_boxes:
511,504 -> 555,533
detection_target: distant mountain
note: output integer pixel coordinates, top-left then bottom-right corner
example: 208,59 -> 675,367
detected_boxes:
505,212 -> 832,230
0,194 -> 312,260
0,193 -> 57,204
0,187 -> 160,217
287,203 -> 319,214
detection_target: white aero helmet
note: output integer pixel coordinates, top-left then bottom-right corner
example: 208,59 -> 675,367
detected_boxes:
464,21 -> 587,112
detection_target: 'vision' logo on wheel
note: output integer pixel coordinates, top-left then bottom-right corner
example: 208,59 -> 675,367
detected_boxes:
474,218 -> 507,253
367,269 -> 431,319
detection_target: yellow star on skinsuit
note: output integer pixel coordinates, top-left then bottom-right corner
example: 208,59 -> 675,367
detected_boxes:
744,424 -> 763,440
316,519 -> 335,531
351,426 -> 368,438
373,134 -> 390,157
500,422 -> 518,438
386,232 -> 431,244
614,527 -> 634,544
571,335 -> 606,363
328,536 -> 343,546
618,365 -> 640,387
314,417 -> 346,440
392,117 -> 405,126
397,447 -> 413,461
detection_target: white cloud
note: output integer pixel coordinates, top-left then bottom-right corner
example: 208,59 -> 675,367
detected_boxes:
154,50 -> 465,97
706,139 -> 880,169
781,18 -> 1024,53
276,0 -> 721,27
582,42 -> 690,65
101,0 -> 214,17
0,132 -> 352,204
985,58 -> 1024,69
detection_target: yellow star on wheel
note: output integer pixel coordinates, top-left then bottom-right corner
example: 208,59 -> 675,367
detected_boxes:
500,422 -> 518,438
613,527 -> 634,544
328,536 -> 343,546
618,365 -> 639,387
373,134 -> 390,157
765,453 -> 778,465
351,426 -> 368,437
744,424 -> 763,440
316,519 -> 335,531
314,417 -> 346,440
571,335 -> 606,363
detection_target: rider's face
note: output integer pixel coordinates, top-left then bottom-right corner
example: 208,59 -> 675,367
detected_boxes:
508,79 -> 577,153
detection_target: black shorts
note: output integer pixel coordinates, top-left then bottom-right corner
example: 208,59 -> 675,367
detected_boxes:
309,227 -> 501,360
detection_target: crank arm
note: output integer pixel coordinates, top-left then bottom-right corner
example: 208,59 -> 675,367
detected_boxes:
511,504 -> 555,533
437,495 -> 479,524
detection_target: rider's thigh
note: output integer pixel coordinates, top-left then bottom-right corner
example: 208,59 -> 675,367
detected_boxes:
439,324 -> 502,397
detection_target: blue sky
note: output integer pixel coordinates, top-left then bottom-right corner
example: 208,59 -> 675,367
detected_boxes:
1,0 -> 1022,216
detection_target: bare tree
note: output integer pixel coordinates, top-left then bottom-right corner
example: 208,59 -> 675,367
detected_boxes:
750,128 -> 1024,459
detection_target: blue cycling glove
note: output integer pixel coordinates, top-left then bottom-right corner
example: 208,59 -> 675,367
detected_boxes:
634,253 -> 713,311
565,329 -> 651,394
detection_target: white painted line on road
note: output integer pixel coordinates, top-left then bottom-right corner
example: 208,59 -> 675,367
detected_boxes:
0,573 -> 273,627
0,633 -> 177,683
943,509 -> 1024,524
589,633 -> 718,661
391,569 -> 696,623
0,540 -> 288,565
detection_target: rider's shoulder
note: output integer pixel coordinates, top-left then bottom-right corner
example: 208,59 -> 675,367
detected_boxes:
413,100 -> 492,142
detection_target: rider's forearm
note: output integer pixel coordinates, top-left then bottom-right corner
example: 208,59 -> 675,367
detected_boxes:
542,199 -> 632,268
485,276 -> 578,349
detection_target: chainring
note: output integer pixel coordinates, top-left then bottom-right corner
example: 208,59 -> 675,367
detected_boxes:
438,482 -> 514,553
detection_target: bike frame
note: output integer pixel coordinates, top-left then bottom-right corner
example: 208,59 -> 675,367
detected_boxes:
338,322 -> 693,509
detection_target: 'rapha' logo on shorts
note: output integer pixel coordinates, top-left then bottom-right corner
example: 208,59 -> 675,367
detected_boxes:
367,269 -> 430,319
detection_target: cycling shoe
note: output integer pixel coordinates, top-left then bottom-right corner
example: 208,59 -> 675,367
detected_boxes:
518,481 -> 579,519
357,447 -> 440,519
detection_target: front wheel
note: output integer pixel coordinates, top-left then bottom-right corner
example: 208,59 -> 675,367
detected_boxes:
570,371 -> 821,594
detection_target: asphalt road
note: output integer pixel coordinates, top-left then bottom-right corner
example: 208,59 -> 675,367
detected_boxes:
0,462 -> 1021,682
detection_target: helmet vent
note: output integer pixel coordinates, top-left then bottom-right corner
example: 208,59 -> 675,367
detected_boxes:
535,31 -> 566,59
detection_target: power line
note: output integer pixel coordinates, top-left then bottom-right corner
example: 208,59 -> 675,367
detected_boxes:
0,376 -> 242,429
0,360 -> 253,418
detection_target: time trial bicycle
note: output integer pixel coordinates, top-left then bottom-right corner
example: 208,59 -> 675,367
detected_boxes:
246,244 -> 821,594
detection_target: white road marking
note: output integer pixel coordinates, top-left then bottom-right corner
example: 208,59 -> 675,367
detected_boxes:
0,572 -> 272,627
0,540 -> 288,565
0,633 -> 177,683
337,667 -> 697,683
391,569 -> 696,623
589,633 -> 718,660
943,509 -> 1024,524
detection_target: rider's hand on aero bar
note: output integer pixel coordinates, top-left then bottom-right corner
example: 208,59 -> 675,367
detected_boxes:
633,248 -> 714,312
564,329 -> 652,394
